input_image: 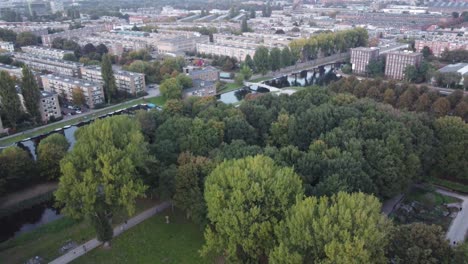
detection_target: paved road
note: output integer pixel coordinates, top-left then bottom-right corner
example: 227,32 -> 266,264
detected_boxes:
434,188 -> 468,245
381,193 -> 405,215
49,201 -> 172,264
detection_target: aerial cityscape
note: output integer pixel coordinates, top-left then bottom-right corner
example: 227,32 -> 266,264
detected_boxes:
0,0 -> 467,263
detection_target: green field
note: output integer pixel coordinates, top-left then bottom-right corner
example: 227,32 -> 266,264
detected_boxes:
429,177 -> 468,194
0,198 -> 159,264
72,209 -> 206,264
218,82 -> 243,94
250,77 -> 271,83
0,96 -> 167,147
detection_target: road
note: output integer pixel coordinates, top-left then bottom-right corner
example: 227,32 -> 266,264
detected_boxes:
48,201 -> 172,264
435,188 -> 468,245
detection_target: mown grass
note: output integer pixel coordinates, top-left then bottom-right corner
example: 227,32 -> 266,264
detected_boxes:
428,178 -> 468,194
72,209 -> 206,264
0,198 -> 159,264
406,187 -> 462,206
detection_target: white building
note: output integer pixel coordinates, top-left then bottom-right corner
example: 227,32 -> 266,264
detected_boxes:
39,91 -> 62,122
0,41 -> 15,52
81,66 -> 146,96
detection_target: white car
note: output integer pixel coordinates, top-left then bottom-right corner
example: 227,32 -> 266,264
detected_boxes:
76,110 -> 82,114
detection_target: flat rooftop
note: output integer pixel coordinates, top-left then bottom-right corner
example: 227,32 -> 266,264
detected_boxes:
42,74 -> 100,87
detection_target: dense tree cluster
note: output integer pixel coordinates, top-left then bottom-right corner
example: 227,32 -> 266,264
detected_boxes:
123,56 -> 186,84
329,77 -> 468,121
252,46 -> 295,75
289,28 -> 368,62
440,49 -> 468,63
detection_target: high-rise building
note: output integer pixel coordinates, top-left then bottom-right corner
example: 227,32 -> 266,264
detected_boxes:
39,91 -> 62,123
385,51 -> 423,80
22,46 -> 74,60
350,47 -> 380,75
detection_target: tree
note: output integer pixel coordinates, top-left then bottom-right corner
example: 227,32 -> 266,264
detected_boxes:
72,87 -> 86,106
55,116 -> 149,244
201,155 -> 303,262
235,73 -> 244,86
244,54 -> 255,70
250,9 -> 256,19
38,134 -> 70,180
383,88 -> 396,106
463,73 -> 468,91
16,32 -> 38,46
21,66 -> 41,123
415,93 -> 431,112
175,74 -> 193,89
240,64 -> 253,80
454,100 -> 468,120
0,71 -> 22,128
253,46 -> 270,75
0,146 -> 34,194
174,152 -> 214,225
387,223 -> 452,264
269,47 -> 282,71
101,54 -> 117,104
432,97 -> 451,117
270,192 -> 390,264
421,46 -> 432,58
96,44 -> 109,55
281,47 -> 293,67
432,116 -> 468,180
160,77 -> 182,99
63,53 -> 78,62
452,11 -> 459,19
82,43 -> 97,55
241,17 -> 250,33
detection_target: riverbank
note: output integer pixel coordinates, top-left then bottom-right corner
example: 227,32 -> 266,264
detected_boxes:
0,198 -> 160,264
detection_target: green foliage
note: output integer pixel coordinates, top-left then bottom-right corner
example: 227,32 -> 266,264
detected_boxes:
21,66 -> 41,123
240,64 -> 253,80
201,155 -> 303,262
270,47 -> 282,71
16,32 -> 38,46
175,74 -> 193,89
160,78 -> 182,99
281,47 -> 294,67
253,46 -> 270,75
55,116 -> 149,242
0,146 -> 34,194
440,49 -> 468,63
270,192 -> 390,264
387,223 -> 452,264
62,53 -> 78,62
38,133 -> 70,180
0,71 -> 22,128
0,28 -> 17,42
432,116 -> 468,181
101,54 -> 117,104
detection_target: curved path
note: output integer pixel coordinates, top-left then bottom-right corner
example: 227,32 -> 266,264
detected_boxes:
49,201 -> 172,264
435,188 -> 468,244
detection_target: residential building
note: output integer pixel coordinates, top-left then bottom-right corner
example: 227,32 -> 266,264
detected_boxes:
415,40 -> 468,58
437,63 -> 468,86
39,91 -> 62,122
22,46 -> 74,60
41,25 -> 113,47
350,47 -> 380,75
80,66 -> 146,96
50,1 -> 64,13
41,74 -> 104,108
182,66 -> 219,97
0,63 -> 23,79
385,51 -> 423,80
196,42 -> 256,61
13,53 -> 83,77
0,41 -> 15,52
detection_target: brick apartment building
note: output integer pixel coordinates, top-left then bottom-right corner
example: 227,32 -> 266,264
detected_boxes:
350,47 -> 380,75
385,51 -> 423,80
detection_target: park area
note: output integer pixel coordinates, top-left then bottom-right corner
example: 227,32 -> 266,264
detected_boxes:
390,185 -> 463,231
72,209 -> 205,264
0,198 -> 168,264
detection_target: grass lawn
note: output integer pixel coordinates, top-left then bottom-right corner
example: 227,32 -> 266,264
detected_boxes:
0,198 -> 159,264
72,209 -> 206,264
218,82 -> 243,94
406,187 -> 462,206
0,96 -> 166,147
250,77 -> 271,83
428,177 -> 468,194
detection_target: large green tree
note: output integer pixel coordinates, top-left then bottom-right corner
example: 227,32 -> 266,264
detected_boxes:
253,46 -> 270,75
281,47 -> 293,67
201,155 -> 303,262
0,146 -> 34,194
38,133 -> 70,180
387,223 -> 452,264
0,71 -> 22,128
55,116 -> 149,244
270,192 -> 390,264
160,77 -> 182,99
21,66 -> 41,123
269,47 -> 282,71
432,116 -> 468,180
101,54 -> 117,104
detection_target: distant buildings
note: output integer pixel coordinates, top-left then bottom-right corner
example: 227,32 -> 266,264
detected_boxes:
0,63 -> 23,79
41,25 -> 113,47
415,39 -> 468,58
0,41 -> 15,52
183,66 -> 219,97
39,91 -> 62,122
81,66 -> 146,96
21,45 -> 74,60
437,63 -> 468,86
350,47 -> 380,75
13,53 -> 83,77
196,42 -> 257,61
385,51 -> 423,80
41,74 -> 104,108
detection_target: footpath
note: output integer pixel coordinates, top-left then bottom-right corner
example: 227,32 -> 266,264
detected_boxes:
49,201 -> 172,264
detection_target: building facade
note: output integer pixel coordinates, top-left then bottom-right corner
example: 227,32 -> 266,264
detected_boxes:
41,74 -> 104,108
80,66 -> 146,96
0,63 -> 23,79
0,41 -> 15,52
415,40 -> 468,58
350,47 -> 380,75
39,91 -> 62,122
14,53 -> 83,77
385,51 -> 423,80
196,42 -> 256,62
22,46 -> 74,60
